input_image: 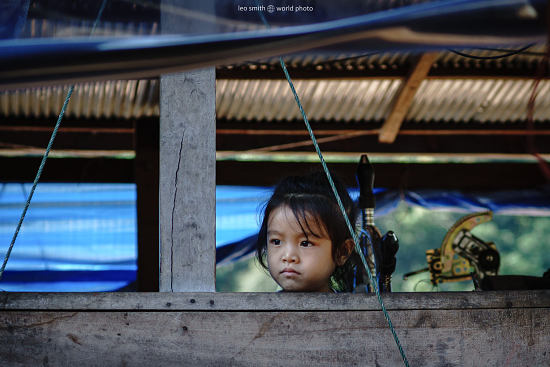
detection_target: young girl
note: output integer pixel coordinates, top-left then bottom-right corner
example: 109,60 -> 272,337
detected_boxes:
256,171 -> 358,292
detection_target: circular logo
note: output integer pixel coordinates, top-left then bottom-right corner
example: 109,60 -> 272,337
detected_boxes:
267,4 -> 275,13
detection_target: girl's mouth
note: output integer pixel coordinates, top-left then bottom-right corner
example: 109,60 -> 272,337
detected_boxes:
281,268 -> 300,275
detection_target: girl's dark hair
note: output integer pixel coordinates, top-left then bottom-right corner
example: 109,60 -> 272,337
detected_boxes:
256,171 -> 357,292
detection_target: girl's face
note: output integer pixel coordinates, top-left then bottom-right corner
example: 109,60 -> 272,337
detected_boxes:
266,205 -> 337,292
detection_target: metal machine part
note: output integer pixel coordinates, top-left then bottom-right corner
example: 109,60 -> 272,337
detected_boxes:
404,211 -> 500,289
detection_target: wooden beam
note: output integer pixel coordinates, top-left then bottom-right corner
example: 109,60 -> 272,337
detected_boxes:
159,0 -> 216,292
5,310 -> 547,365
217,128 -> 550,137
217,134 -> 550,155
1,292 -> 549,366
217,161 -> 548,190
134,120 -> 159,292
0,149 -> 134,159
217,151 -> 550,163
0,157 -> 134,182
0,157 -> 546,190
216,66 -> 550,80
2,291 -> 549,311
379,53 -> 438,143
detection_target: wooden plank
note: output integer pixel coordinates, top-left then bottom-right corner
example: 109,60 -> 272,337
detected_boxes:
216,132 -> 550,155
217,128 -> 550,137
159,0 -> 216,292
0,157 -> 134,182
1,158 -> 545,189
1,291 -> 549,311
217,151 -> 550,163
134,120 -> 160,291
216,66 -> 550,80
0,148 -> 134,158
0,120 -> 134,152
217,161 -> 548,190
1,307 -> 549,366
379,53 -> 438,143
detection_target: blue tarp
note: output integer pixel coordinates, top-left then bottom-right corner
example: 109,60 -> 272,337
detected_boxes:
1,0 -> 546,90
0,183 -> 137,291
1,183 -> 549,290
216,186 -> 550,264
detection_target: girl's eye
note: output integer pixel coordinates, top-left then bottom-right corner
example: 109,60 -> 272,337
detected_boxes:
300,240 -> 313,247
269,239 -> 281,246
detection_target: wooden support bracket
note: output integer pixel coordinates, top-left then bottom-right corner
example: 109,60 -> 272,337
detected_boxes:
378,52 -> 438,144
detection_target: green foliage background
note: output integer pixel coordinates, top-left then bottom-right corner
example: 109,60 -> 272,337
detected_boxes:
216,203 -> 550,292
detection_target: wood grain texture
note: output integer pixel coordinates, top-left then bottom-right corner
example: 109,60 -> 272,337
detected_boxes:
0,307 -> 548,366
1,292 -> 548,366
159,69 -> 216,292
158,1 -> 216,292
1,291 -> 549,311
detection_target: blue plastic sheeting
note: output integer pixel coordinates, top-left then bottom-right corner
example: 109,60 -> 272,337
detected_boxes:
402,189 -> 550,216
0,184 -> 271,291
0,270 -> 135,292
216,186 -> 273,247
0,183 -> 137,271
2,183 -> 550,290
0,0 -> 29,39
216,186 -> 550,265
1,0 -> 546,90
0,183 -> 137,291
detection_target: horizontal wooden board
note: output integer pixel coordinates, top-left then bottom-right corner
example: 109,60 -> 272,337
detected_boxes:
1,291 -> 549,311
1,307 -> 549,366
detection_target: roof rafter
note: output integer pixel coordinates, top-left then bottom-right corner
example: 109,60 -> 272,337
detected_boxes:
378,52 -> 438,143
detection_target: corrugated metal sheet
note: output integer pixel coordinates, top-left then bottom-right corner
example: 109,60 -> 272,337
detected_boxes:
2,14 -> 548,124
252,48 -> 543,72
2,78 -> 549,123
22,17 -> 159,38
216,79 -> 550,123
408,79 -> 550,124
0,80 -> 159,119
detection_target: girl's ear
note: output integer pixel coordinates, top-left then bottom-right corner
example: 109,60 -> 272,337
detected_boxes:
336,239 -> 355,266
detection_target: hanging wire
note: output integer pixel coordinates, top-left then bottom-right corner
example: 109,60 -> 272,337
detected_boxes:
239,44 -> 542,72
474,46 -> 546,56
0,0 -> 109,282
448,44 -> 535,60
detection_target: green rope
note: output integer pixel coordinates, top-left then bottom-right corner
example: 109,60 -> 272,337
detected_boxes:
279,56 -> 410,367
257,8 -> 410,367
0,0 -> 108,282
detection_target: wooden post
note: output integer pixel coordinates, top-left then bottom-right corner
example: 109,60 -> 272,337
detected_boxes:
159,1 -> 216,292
134,119 -> 160,292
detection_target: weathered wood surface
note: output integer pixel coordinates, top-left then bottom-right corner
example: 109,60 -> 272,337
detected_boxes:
159,1 -> 216,292
378,52 -> 438,144
1,306 -> 548,366
1,291 -> 549,311
1,292 -> 549,366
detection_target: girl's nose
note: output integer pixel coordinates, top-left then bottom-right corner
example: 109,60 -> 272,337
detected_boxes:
282,245 -> 299,263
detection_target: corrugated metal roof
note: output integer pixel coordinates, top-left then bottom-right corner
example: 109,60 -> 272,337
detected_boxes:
2,78 -> 549,123
217,78 -> 550,123
22,17 -> 159,38
245,46 -> 544,72
0,80 -> 159,119
2,12 -> 548,124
